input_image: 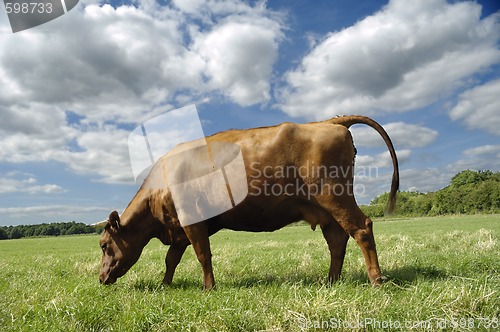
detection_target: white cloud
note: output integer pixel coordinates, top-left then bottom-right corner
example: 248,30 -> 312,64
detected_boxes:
353,149 -> 443,204
356,149 -> 411,169
0,1 -> 284,123
463,144 -> 500,157
354,166 -> 454,205
450,78 -> 500,136
171,0 -> 270,20
0,1 -> 286,183
171,0 -> 205,14
279,0 -> 500,119
353,173 -> 393,204
0,205 -> 109,218
56,126 -> 134,183
0,172 -> 66,194
399,168 -> 452,193
0,122 -> 133,184
1,3 -> 199,124
193,18 -> 283,105
449,143 -> 500,173
351,122 -> 438,148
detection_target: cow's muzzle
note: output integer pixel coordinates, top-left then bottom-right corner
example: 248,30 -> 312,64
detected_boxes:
99,273 -> 116,285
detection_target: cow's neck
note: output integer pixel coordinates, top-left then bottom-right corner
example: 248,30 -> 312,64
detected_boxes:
121,188 -> 177,246
119,189 -> 163,245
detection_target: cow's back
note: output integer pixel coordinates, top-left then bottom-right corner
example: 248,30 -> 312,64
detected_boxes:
208,122 -> 354,171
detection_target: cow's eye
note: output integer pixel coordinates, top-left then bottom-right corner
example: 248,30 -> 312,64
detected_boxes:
101,243 -> 107,251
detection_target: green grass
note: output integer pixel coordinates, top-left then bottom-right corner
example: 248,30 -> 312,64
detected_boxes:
1,215 -> 499,331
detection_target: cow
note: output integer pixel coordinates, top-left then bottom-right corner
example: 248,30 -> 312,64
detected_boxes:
99,115 -> 399,289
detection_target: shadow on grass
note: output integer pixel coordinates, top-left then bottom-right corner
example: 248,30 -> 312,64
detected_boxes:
132,277 -> 201,291
382,265 -> 449,286
131,273 -> 329,291
131,265 -> 449,291
227,273 -> 326,288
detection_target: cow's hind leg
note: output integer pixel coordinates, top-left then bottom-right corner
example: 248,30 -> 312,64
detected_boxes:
182,222 -> 215,290
321,220 -> 349,283
324,200 -> 384,286
163,243 -> 188,285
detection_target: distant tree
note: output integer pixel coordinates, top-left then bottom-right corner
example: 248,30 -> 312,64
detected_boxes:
0,228 -> 8,240
38,225 -> 48,236
48,225 -> 60,236
23,226 -> 35,237
33,225 -> 43,237
368,170 -> 499,217
0,221 -> 103,240
67,224 -> 84,235
451,169 -> 497,187
38,225 -> 60,236
9,227 -> 23,239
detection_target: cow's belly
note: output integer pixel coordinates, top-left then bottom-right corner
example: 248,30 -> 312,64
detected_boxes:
214,196 -> 332,232
218,218 -> 294,232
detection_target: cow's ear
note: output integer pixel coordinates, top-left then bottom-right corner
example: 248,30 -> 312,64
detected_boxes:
108,211 -> 121,231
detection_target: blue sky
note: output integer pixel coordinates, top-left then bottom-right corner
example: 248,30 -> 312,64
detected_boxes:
0,0 -> 499,226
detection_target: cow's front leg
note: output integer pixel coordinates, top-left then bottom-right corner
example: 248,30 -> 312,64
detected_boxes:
163,243 -> 188,285
182,222 -> 215,290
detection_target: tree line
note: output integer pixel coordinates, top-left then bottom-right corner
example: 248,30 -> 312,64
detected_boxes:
1,170 -> 498,239
362,170 -> 500,217
0,221 -> 100,240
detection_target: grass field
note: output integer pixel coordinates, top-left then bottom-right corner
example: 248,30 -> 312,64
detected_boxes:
1,215 -> 499,331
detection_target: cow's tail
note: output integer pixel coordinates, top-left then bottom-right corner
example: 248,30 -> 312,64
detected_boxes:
326,116 -> 399,214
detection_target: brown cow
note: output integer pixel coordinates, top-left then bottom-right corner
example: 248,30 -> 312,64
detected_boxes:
99,115 -> 399,289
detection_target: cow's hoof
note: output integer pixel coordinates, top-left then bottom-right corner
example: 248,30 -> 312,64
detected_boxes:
203,283 -> 216,291
372,275 -> 387,286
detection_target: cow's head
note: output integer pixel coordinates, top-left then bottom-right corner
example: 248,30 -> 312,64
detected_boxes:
99,211 -> 143,285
